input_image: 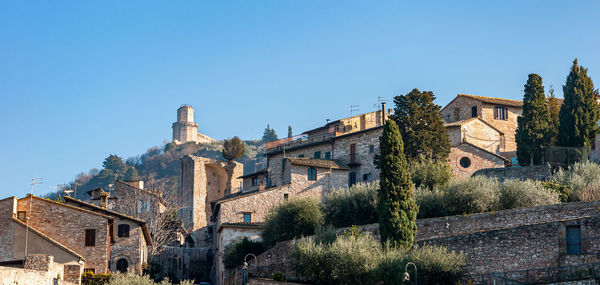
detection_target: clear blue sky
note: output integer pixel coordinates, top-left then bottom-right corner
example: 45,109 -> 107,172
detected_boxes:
1,1 -> 599,198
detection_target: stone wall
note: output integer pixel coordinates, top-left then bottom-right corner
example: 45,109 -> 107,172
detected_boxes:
0,197 -> 16,261
109,218 -> 145,274
473,164 -> 553,181
448,142 -> 506,177
0,254 -> 82,285
216,226 -> 263,285
332,127 -> 381,184
17,196 -> 111,273
267,144 -> 333,187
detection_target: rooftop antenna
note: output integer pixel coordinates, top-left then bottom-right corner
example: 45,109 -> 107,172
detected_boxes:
374,96 -> 389,110
350,105 -> 360,116
25,177 -> 43,264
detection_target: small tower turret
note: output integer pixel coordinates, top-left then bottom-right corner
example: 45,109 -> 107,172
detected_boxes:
172,105 -> 199,144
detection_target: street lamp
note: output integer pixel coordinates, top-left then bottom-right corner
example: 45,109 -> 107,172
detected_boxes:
403,262 -> 417,285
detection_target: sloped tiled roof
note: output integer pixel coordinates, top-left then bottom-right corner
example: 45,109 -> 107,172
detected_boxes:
238,168 -> 268,179
286,157 -> 348,169
457,94 -> 524,107
457,141 -> 511,162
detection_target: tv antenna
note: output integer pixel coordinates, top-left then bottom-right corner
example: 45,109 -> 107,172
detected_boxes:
373,96 -> 388,110
350,105 -> 360,115
25,177 -> 43,263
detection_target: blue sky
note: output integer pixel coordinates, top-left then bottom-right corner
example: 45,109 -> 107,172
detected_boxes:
1,1 -> 599,198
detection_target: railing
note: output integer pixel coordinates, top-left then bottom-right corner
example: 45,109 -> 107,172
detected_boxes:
265,133 -> 333,151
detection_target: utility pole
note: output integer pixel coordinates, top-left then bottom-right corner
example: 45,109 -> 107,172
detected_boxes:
24,177 -> 43,263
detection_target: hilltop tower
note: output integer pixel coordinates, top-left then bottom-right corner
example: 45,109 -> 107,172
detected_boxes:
172,105 -> 199,144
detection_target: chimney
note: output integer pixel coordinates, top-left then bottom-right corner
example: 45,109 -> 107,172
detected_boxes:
99,191 -> 109,208
381,102 -> 387,124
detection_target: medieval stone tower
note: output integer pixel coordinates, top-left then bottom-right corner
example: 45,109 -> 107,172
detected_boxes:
178,155 -> 244,244
172,105 -> 199,144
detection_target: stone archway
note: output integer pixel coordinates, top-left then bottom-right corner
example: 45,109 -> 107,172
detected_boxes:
116,258 -> 128,273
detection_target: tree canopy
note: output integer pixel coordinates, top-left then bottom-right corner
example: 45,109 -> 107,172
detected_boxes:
374,120 -> 417,248
557,59 -> 600,150
516,73 -> 552,165
262,124 -> 279,143
222,136 -> 246,162
393,88 -> 450,162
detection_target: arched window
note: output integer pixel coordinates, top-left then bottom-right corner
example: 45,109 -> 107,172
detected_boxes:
307,168 -> 317,181
116,258 -> 128,273
118,224 -> 130,238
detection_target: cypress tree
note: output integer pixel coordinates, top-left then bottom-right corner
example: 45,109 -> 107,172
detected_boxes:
557,59 -> 600,149
516,74 -> 552,165
374,119 -> 417,248
547,86 -> 561,145
393,88 -> 451,162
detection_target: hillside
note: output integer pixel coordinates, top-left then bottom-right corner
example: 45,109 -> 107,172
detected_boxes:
52,140 -> 265,201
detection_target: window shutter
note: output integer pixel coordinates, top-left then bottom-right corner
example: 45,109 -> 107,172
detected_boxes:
504,107 -> 509,120
494,107 -> 498,119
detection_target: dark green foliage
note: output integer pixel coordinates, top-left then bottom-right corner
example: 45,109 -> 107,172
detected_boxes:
547,86 -> 561,146
374,120 -> 418,248
322,182 -> 378,227
222,237 -> 265,269
410,156 -> 453,189
516,74 -> 553,165
222,136 -> 246,162
261,197 -> 324,247
393,88 -> 451,161
288,126 -> 293,138
272,272 -> 286,282
557,59 -> 600,150
262,124 -> 278,143
542,180 -> 572,202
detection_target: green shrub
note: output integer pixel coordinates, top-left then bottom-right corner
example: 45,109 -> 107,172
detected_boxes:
262,197 -> 324,247
322,182 -> 378,227
82,272 -> 110,285
442,176 -> 500,215
410,156 -> 453,189
542,180 -> 572,202
499,179 -> 560,209
313,225 -> 337,245
103,273 -> 194,285
272,272 -> 286,282
553,161 -> 600,201
223,237 -> 265,269
415,185 -> 448,218
291,234 -> 465,285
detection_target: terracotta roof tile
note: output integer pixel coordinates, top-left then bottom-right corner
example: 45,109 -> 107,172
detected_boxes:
458,94 -> 524,107
286,157 -> 348,169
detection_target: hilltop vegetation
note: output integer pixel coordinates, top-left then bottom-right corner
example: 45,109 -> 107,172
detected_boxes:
53,140 -> 264,200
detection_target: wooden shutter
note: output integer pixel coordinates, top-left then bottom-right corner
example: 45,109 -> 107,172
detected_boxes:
494,107 -> 498,119
85,229 -> 96,246
504,107 -> 509,120
350,144 -> 356,162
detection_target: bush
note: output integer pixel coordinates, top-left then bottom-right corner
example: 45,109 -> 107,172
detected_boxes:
313,225 -> 337,245
410,156 -> 453,189
98,272 -> 193,285
223,237 -> 265,269
415,185 -> 448,218
553,161 -> 600,201
542,180 -> 572,202
499,179 -> 560,209
82,272 -> 110,285
322,182 -> 378,227
262,197 -> 324,247
291,234 -> 465,285
442,176 -> 500,215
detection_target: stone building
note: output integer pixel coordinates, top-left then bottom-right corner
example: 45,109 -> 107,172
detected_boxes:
0,196 -> 84,284
172,105 -> 216,144
14,195 -> 113,274
64,196 -> 152,274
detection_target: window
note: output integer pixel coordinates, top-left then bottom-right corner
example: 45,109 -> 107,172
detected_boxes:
307,168 -> 317,181
298,154 -> 305,157
459,157 -> 471,168
324,151 -> 331,159
453,108 -> 460,121
566,225 -> 582,255
471,106 -> 477,118
283,194 -> 289,200
281,159 -> 286,173
118,224 -> 130,238
350,144 -> 356,162
369,145 -> 375,153
85,229 -> 96,246
17,211 -> 26,222
314,151 -> 321,159
349,172 -> 357,187
363,173 -> 372,181
495,106 -> 508,120
251,177 -> 258,187
243,213 -> 252,223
